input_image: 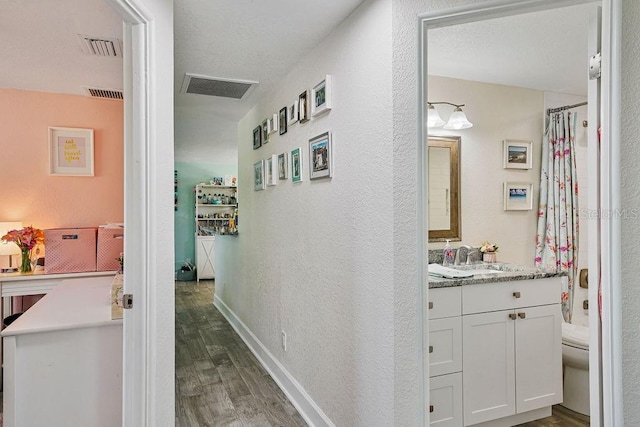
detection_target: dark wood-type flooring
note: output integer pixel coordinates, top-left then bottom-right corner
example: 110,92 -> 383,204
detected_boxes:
175,280 -> 307,427
175,280 -> 589,427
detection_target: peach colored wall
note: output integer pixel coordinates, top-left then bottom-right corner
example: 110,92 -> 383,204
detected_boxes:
0,88 -> 123,232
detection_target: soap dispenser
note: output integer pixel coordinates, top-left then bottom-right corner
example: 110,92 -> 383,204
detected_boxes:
443,240 -> 455,266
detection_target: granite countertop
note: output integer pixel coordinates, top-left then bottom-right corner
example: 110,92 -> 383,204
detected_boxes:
428,262 -> 567,288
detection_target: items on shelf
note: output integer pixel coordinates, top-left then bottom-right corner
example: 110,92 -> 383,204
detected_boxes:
195,183 -> 239,236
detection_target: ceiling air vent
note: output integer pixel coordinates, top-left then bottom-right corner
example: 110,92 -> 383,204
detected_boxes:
77,34 -> 123,57
85,87 -> 123,100
181,74 -> 258,99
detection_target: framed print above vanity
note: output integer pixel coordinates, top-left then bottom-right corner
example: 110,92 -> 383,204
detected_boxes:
503,139 -> 532,169
428,135 -> 461,242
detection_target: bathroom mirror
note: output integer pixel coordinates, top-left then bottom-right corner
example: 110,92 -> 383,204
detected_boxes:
428,135 -> 461,242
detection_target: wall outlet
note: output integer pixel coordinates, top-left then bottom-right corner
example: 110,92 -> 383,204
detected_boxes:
281,330 -> 287,351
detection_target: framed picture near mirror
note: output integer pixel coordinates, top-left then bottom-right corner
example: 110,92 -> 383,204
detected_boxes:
503,140 -> 533,169
504,182 -> 533,210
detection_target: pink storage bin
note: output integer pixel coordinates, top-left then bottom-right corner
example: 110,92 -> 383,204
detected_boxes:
44,227 -> 97,274
97,226 -> 124,271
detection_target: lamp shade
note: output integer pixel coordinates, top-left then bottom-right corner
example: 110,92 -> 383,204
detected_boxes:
0,222 -> 22,256
427,105 -> 445,128
443,107 -> 473,130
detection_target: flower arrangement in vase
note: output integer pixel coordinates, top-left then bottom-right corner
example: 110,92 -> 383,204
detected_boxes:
479,241 -> 499,263
1,226 -> 44,273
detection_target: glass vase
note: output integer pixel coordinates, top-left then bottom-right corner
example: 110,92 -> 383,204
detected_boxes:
19,247 -> 32,273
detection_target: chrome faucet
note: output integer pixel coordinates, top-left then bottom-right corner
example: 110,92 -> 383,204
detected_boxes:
454,245 -> 474,265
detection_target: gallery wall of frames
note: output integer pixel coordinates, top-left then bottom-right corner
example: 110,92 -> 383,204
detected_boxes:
252,74 -> 334,191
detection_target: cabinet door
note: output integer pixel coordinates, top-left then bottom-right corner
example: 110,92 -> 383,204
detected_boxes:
463,310 -> 515,426
429,316 -> 462,377
515,304 -> 563,413
196,237 -> 215,280
430,372 -> 463,427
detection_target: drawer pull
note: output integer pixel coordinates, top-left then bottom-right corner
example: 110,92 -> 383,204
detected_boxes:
513,291 -> 521,298
509,313 -> 517,320
428,302 -> 434,309
518,312 -> 526,319
429,345 -> 434,354
430,404 -> 434,413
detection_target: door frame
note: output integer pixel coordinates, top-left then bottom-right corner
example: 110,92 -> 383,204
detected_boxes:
418,0 -> 621,425
105,0 -> 175,425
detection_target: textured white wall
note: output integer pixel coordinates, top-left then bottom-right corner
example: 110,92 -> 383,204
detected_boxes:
428,76 -> 543,265
216,0 -> 394,425
621,0 -> 640,423
174,106 -> 238,164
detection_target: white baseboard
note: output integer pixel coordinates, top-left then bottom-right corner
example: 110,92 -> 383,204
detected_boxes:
214,295 -> 334,427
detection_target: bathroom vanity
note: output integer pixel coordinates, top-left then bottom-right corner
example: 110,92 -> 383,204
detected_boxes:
428,264 -> 565,427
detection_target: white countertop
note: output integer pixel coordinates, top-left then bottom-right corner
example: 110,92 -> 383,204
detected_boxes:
2,276 -> 122,337
0,270 -> 116,282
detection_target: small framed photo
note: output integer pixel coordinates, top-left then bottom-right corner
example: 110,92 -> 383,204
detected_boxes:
48,127 -> 94,176
311,75 -> 332,117
309,131 -> 332,180
267,113 -> 279,135
254,160 -> 265,191
262,119 -> 269,144
266,155 -> 277,186
503,140 -> 533,169
287,101 -> 299,126
298,90 -> 310,123
278,152 -> 288,180
279,107 -> 288,135
504,182 -> 533,210
253,125 -> 262,150
291,147 -> 303,183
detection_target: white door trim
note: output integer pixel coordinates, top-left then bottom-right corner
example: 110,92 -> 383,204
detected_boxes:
418,1 -> 622,425
104,0 -> 175,425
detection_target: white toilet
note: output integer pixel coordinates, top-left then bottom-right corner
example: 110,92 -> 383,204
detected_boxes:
561,321 -> 590,416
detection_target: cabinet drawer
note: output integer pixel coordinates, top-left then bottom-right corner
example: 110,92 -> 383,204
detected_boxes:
430,372 -> 463,427
462,278 -> 563,315
429,317 -> 462,377
429,287 -> 462,319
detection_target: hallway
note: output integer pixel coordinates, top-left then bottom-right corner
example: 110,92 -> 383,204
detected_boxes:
175,280 -> 307,426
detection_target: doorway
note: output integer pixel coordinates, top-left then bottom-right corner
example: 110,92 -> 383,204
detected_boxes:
419,0 -> 621,425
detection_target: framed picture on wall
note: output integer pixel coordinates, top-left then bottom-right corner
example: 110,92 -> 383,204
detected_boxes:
279,107 -> 288,135
311,75 -> 332,117
298,90 -> 310,123
253,125 -> 262,150
267,113 -> 279,135
308,131 -> 332,180
254,160 -> 265,191
261,119 -> 269,144
504,182 -> 533,210
266,155 -> 277,186
503,140 -> 533,169
291,147 -> 303,183
48,127 -> 94,176
278,152 -> 288,180
287,101 -> 299,126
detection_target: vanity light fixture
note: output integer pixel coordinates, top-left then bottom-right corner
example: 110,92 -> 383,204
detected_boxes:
427,102 -> 473,130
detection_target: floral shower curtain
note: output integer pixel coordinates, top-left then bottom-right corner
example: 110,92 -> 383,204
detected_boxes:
535,111 -> 579,323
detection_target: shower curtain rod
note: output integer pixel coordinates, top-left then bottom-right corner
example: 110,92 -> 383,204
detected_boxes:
546,101 -> 588,115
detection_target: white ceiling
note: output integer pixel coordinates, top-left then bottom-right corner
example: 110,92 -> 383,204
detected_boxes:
0,1 -> 593,160
428,4 -> 593,97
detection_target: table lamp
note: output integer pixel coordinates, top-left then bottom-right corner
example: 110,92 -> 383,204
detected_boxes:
0,221 -> 23,272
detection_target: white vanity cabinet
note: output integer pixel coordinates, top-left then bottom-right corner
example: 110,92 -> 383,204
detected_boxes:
196,235 -> 216,281
427,277 -> 563,427
461,278 -> 563,426
428,287 -> 463,427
